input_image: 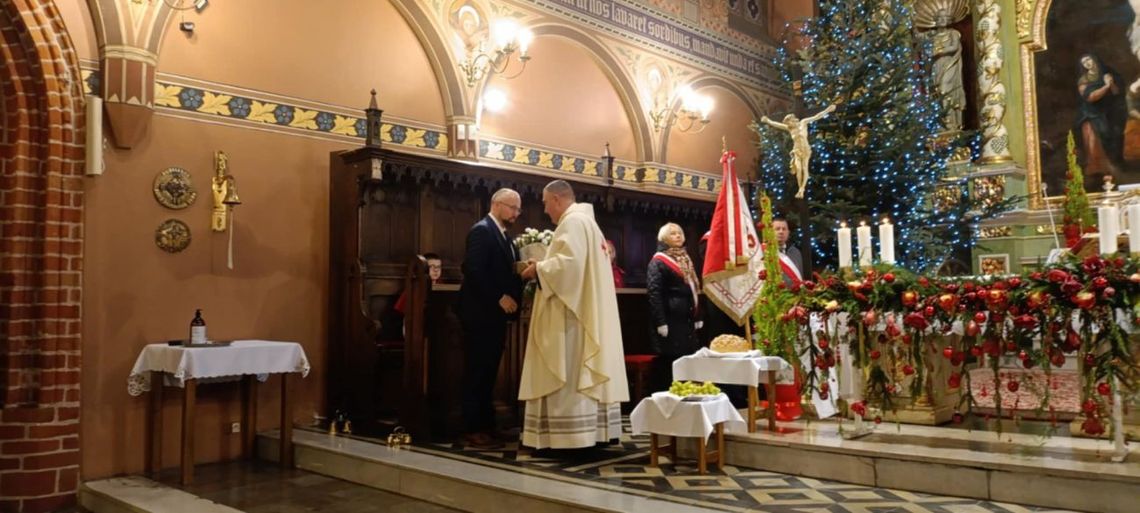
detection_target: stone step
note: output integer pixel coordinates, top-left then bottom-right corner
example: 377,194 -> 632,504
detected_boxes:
257,430 -> 711,513
78,477 -> 242,513
683,418 -> 1140,513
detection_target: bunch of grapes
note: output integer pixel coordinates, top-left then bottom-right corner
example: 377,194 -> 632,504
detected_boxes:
668,380 -> 720,397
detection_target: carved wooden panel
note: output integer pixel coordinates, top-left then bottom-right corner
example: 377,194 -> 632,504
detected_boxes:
360,180 -> 418,277
428,184 -> 482,280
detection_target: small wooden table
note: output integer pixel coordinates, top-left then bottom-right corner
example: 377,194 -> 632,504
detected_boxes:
649,423 -> 725,474
746,371 -> 780,433
128,340 -> 310,485
671,352 -> 791,433
631,394 -> 745,475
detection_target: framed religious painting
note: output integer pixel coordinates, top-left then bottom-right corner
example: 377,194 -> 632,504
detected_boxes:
1022,0 -> 1140,207
977,253 -> 1009,276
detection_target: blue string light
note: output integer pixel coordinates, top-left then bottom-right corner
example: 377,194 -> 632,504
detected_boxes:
754,0 -> 982,274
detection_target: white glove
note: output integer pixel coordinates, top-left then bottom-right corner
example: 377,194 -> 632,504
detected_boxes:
656,325 -> 669,337
694,321 -> 704,330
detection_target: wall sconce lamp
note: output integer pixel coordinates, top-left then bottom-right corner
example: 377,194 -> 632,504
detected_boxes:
649,85 -> 714,133
458,19 -> 534,87
211,150 -> 240,232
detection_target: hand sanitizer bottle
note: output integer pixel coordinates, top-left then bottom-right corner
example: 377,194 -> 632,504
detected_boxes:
189,309 -> 207,345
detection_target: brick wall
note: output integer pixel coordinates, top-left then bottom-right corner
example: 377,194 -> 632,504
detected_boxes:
0,0 -> 85,511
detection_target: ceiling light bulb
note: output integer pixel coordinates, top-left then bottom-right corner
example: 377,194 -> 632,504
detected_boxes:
483,88 -> 508,113
517,28 -> 534,56
699,96 -> 714,119
492,19 -> 519,50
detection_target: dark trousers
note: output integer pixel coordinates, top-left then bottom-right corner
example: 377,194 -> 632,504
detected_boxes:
461,320 -> 507,434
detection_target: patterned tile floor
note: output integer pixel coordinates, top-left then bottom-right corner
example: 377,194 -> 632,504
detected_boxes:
390,418 -> 1086,513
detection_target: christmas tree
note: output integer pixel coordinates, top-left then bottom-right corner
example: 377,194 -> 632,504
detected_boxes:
755,0 -> 1007,272
1061,131 -> 1095,248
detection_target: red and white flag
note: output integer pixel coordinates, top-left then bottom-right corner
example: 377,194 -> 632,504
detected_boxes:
701,151 -> 763,325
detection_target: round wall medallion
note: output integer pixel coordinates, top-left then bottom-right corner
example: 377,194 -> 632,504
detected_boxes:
153,167 -> 197,209
155,219 -> 191,253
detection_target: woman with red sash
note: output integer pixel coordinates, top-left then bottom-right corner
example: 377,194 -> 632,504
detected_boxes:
646,223 -> 702,392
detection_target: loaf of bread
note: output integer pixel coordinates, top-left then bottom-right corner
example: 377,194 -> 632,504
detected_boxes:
709,334 -> 751,353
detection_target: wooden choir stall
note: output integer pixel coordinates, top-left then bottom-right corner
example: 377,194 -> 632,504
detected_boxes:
327,144 -> 715,441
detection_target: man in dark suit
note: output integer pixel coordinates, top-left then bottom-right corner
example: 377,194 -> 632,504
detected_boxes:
772,217 -> 803,281
457,188 -> 523,447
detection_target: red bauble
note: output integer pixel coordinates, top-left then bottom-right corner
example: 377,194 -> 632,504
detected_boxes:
970,345 -> 983,357
943,346 -> 954,359
1008,277 -> 1022,288
851,401 -> 867,417
870,350 -> 881,360
924,306 -> 936,318
1072,291 -> 1097,310
1082,416 -> 1105,435
900,290 -> 919,307
883,272 -> 895,283
1092,276 -> 1109,289
758,270 -> 768,280
902,364 -> 915,375
1084,353 -> 1096,367
918,277 -> 929,287
1098,382 -> 1112,396
1082,399 -> 1098,414
1050,353 -> 1066,367
1007,380 -> 1020,393
974,312 -> 987,323
948,372 -> 962,388
818,338 -> 829,350
1018,350 -> 1029,361
938,293 -> 958,313
1103,286 -> 1116,299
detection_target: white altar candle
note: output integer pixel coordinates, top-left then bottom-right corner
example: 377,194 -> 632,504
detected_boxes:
857,221 -> 873,267
1098,205 -> 1119,255
1128,204 -> 1140,254
837,222 -> 852,269
878,218 -> 895,264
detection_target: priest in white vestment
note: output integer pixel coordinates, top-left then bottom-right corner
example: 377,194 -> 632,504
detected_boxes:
519,180 -> 628,449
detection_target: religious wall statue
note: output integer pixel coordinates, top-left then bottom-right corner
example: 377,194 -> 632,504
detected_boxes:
760,104 -> 836,199
916,0 -> 969,131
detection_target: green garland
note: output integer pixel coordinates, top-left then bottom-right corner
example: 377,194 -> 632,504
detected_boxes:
761,253 -> 1140,435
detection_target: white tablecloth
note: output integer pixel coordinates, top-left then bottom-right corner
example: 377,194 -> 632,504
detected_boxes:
630,393 -> 745,440
127,340 -> 310,396
672,349 -> 793,387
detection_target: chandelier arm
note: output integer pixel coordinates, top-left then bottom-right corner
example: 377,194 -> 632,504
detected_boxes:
499,57 -> 529,80
462,52 -> 495,87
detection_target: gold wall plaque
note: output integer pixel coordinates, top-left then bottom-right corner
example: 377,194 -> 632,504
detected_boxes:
155,219 -> 191,253
154,167 -> 197,209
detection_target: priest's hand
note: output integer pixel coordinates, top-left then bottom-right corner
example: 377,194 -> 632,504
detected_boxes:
499,295 -> 518,314
656,325 -> 668,337
520,261 -> 538,280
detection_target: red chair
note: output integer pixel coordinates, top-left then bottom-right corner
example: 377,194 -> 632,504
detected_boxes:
624,354 -> 657,405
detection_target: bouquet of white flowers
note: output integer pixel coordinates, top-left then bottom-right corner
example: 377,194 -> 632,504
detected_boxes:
514,228 -> 554,262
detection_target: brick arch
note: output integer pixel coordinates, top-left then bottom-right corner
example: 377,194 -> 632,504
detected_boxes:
0,0 -> 86,511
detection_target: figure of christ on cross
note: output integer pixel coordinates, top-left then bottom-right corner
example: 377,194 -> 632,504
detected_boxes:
760,104 -> 836,199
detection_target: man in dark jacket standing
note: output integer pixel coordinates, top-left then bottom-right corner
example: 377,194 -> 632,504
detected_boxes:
458,188 -> 523,447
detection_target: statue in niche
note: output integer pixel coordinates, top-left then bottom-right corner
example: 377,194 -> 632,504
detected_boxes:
916,0 -> 969,132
